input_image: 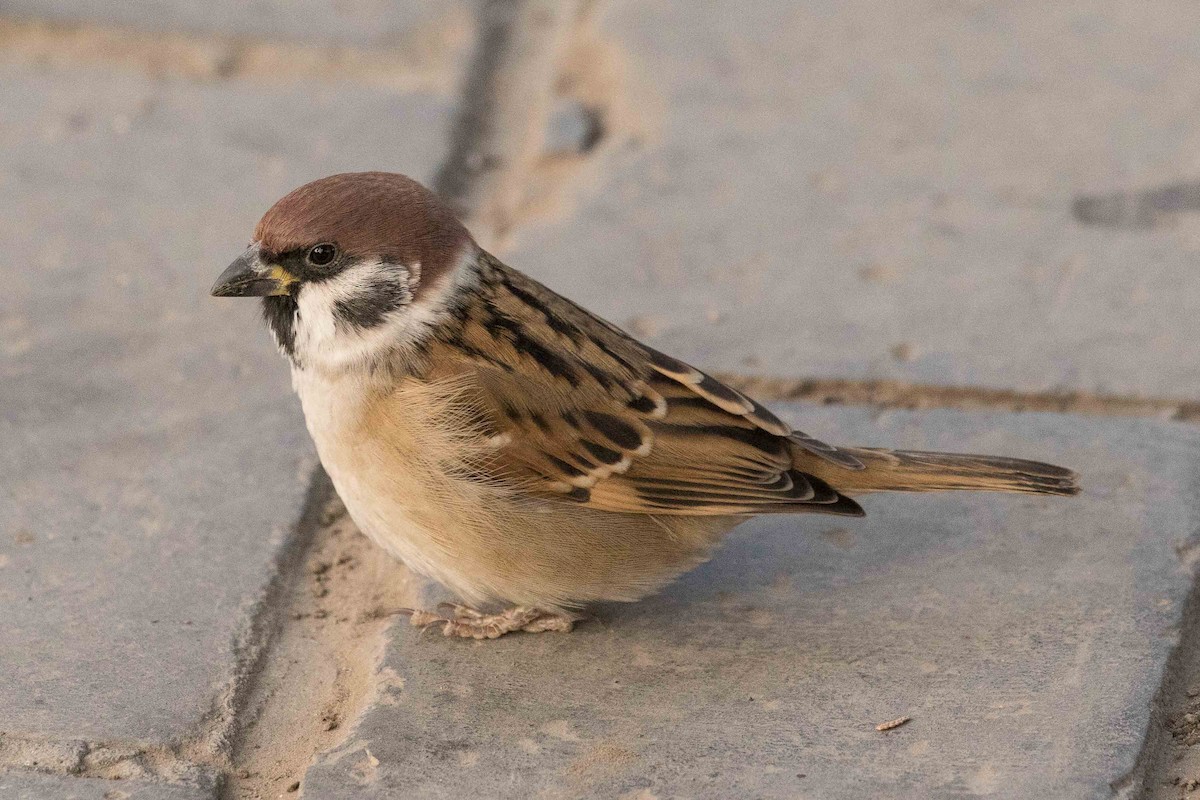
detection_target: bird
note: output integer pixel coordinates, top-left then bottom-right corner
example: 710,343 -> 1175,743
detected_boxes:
211,171 -> 1079,640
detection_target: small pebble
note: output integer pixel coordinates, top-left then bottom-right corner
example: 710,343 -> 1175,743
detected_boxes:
875,716 -> 912,732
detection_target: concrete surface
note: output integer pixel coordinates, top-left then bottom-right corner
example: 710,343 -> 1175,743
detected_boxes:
0,61 -> 453,780
510,0 -> 1200,399
3,0 -> 1199,797
0,771 -> 212,800
301,406 -> 1197,800
0,0 -> 469,49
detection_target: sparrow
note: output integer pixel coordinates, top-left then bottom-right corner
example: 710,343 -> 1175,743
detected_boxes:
212,172 -> 1079,639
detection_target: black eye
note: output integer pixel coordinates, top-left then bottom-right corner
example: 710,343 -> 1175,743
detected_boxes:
306,243 -> 337,267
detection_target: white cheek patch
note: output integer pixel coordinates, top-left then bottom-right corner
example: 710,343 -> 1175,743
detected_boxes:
292,247 -> 479,373
294,260 -> 410,370
330,264 -> 413,334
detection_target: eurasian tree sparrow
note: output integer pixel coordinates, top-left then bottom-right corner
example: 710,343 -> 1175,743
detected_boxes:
212,172 -> 1078,639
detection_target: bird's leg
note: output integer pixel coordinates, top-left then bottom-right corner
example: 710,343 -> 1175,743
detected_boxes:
397,604 -> 574,639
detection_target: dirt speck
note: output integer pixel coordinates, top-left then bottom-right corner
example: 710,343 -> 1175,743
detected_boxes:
568,742 -> 638,780
890,343 -> 919,363
821,528 -> 857,550
626,315 -> 661,338
619,789 -> 660,800
810,170 -> 842,193
858,263 -> 899,283
540,719 -> 582,742
747,608 -> 774,628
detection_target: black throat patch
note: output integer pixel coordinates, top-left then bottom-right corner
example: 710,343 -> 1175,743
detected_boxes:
261,295 -> 299,360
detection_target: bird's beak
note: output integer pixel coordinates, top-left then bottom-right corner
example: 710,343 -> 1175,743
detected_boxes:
211,245 -> 296,297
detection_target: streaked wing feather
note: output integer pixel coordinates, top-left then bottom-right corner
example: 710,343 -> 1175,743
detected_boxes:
641,346 -> 865,470
451,257 -> 862,516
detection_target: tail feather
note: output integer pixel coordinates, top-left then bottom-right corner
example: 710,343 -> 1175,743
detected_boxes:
820,448 -> 1080,497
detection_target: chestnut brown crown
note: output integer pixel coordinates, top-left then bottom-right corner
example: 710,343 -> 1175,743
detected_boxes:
254,172 -> 472,288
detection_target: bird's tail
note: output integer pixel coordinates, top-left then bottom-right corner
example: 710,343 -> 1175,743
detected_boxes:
817,449 -> 1080,497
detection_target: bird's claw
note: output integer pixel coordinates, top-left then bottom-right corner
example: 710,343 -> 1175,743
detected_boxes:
397,605 -> 575,639
395,607 -> 449,632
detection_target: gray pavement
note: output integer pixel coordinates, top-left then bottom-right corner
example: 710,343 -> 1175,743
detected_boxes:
0,771 -> 212,800
0,59 -> 454,791
2,0 -> 1199,798
1,0 -> 469,49
510,0 -> 1200,398
301,407 -> 1196,799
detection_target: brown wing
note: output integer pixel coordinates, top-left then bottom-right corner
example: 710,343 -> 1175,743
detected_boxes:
433,256 -> 864,517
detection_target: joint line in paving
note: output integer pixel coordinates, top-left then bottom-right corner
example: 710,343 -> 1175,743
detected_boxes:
214,3 -> 587,797
714,373 -> 1200,422
0,15 -> 460,91
0,732 -> 217,790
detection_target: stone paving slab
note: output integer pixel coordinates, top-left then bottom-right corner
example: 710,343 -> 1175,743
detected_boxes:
1,0 -> 469,50
510,0 -> 1200,398
301,406 -> 1195,799
0,63 -> 453,749
0,770 -> 212,800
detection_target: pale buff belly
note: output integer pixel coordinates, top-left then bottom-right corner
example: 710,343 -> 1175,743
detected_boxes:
293,369 -> 737,609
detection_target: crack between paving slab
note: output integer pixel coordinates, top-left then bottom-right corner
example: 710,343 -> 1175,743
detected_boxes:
214,3 -> 591,799
467,0 -> 660,248
213,382 -> 1198,800
0,470 -> 332,793
1116,502 -> 1200,799
6,7 -> 1195,426
1118,570 -> 1200,799
0,732 -> 218,790
0,1 -> 647,253
0,466 -> 424,800
720,374 -> 1200,797
0,12 -> 471,92
216,473 -> 421,800
19,3 -> 1200,796
434,0 -> 588,246
711,373 -> 1200,423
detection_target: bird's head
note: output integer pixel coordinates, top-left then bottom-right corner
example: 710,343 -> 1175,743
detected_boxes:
212,172 -> 474,371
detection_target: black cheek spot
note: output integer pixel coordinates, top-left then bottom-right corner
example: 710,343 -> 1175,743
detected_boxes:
334,277 -> 411,330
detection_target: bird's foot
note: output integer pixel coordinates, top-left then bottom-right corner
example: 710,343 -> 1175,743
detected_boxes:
398,604 -> 574,640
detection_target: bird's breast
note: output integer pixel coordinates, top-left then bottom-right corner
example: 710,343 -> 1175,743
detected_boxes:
287,366 -> 738,609
290,366 -> 494,599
